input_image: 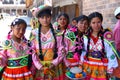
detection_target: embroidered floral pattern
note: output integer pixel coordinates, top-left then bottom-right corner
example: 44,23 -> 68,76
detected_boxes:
66,31 -> 76,42
110,54 -> 115,60
8,56 -> 28,67
2,40 -> 12,49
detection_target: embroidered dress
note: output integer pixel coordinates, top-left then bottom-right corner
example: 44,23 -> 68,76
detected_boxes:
64,29 -> 83,67
30,29 -> 65,80
0,39 -> 33,80
80,35 -> 118,80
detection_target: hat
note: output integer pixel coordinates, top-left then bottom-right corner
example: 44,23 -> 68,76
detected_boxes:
11,18 -> 27,27
30,7 -> 37,12
36,5 -> 52,17
114,7 -> 120,17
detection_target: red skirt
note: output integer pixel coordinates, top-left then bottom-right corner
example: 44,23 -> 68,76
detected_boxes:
2,66 -> 33,80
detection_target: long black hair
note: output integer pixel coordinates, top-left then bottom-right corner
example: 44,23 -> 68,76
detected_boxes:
38,23 -> 58,60
37,7 -> 58,60
86,12 -> 106,59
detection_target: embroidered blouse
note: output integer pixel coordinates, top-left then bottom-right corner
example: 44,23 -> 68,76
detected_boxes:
30,29 -> 65,70
81,35 -> 118,73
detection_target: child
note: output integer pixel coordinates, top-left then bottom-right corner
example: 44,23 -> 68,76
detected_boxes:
80,12 -> 118,80
0,18 -> 34,80
56,13 -> 70,32
65,15 -> 89,67
70,17 -> 78,27
77,15 -> 89,36
30,5 -> 65,80
55,13 -> 74,66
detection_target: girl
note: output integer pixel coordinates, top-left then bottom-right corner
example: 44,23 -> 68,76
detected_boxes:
30,5 -> 65,80
55,13 -> 74,67
0,18 -> 33,80
77,15 -> 89,35
80,12 -> 118,80
65,15 -> 89,68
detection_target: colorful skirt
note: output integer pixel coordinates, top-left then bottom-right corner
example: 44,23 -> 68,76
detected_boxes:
35,61 -> 65,80
1,55 -> 33,80
83,57 -> 108,80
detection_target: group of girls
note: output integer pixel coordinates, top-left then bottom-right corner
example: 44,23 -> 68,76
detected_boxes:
0,4 -> 119,80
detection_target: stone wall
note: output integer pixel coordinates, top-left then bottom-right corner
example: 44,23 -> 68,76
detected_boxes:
77,0 -> 120,29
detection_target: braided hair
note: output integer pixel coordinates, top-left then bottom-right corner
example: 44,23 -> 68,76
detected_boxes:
8,18 -> 32,69
38,23 -> 58,60
74,30 -> 84,56
86,12 -> 106,60
37,6 -> 58,60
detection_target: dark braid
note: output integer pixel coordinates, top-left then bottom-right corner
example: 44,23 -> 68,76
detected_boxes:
86,12 -> 105,59
61,30 -> 66,47
74,29 -> 83,56
38,23 -> 58,60
86,28 -> 91,60
50,23 -> 58,59
27,40 -> 33,70
38,24 -> 43,60
97,29 -> 106,58
86,27 -> 106,59
101,35 -> 106,58
57,13 -> 70,50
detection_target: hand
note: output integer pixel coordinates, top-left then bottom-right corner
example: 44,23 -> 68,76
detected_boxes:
40,66 -> 44,71
49,63 -> 54,69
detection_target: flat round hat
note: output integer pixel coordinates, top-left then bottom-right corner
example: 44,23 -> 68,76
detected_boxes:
36,5 -> 52,17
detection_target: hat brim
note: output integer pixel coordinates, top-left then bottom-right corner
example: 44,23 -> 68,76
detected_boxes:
114,7 -> 120,17
36,6 -> 52,18
30,7 -> 37,12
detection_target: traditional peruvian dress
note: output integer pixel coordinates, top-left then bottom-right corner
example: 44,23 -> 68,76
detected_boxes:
30,28 -> 65,80
64,28 -> 83,67
0,38 -> 33,80
80,35 -> 118,80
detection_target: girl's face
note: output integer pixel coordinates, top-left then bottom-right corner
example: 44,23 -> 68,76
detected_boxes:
90,17 -> 102,33
77,20 -> 88,33
72,20 -> 77,26
57,15 -> 68,29
38,15 -> 51,27
11,23 -> 26,39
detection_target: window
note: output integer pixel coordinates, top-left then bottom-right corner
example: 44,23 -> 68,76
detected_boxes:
9,0 -> 13,4
20,0 -> 25,4
2,0 -> 8,4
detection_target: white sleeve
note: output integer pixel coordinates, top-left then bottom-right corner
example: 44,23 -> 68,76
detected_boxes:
105,41 -> 118,73
80,36 -> 87,63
